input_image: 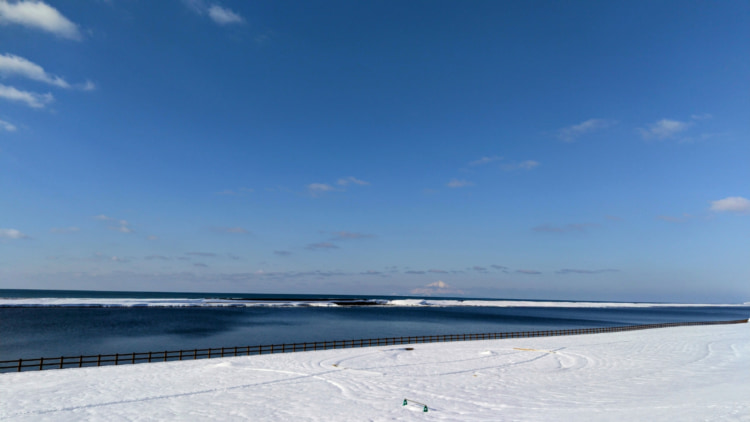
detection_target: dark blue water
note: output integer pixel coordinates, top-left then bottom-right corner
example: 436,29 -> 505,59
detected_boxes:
1,289 -> 747,361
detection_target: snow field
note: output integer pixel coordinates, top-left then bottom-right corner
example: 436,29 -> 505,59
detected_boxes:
1,323 -> 748,421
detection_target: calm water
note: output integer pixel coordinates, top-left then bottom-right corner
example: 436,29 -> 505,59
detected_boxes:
1,289 -> 748,360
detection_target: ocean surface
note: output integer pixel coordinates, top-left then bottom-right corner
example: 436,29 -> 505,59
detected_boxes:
1,289 -> 748,361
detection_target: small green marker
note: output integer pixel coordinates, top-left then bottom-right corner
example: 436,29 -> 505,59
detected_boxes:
403,399 -> 408,406
423,405 -> 428,412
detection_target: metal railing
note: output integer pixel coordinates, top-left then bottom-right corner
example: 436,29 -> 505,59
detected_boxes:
1,318 -> 746,373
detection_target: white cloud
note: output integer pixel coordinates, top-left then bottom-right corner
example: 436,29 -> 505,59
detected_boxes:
93,215 -> 134,233
516,160 -> 539,170
469,156 -> 502,166
639,119 -> 692,140
0,53 -> 69,87
710,196 -> 750,214
0,118 -> 16,131
557,118 -> 614,142
0,0 -> 81,40
337,176 -> 369,186
184,1 -> 244,26
447,179 -> 473,188
207,5 -> 244,25
0,228 -> 28,239
308,183 -> 335,196
114,220 -> 133,233
0,83 -> 53,108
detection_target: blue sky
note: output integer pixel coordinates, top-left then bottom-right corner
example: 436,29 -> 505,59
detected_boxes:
1,0 -> 748,302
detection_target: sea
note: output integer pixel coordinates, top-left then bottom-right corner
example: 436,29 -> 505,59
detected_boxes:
1,289 -> 748,362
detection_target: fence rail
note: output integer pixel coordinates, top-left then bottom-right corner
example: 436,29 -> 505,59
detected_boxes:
2,318 -> 746,374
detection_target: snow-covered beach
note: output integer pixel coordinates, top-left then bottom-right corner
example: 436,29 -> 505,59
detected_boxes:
2,322 -> 747,421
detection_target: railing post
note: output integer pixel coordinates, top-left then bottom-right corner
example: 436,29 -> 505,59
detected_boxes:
18,358 -> 22,372
39,357 -> 44,371
115,353 -> 119,366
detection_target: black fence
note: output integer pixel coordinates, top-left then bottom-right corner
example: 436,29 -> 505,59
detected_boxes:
2,318 -> 746,373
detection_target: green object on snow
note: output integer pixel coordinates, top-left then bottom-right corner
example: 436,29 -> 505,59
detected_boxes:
423,405 -> 428,412
403,399 -> 408,406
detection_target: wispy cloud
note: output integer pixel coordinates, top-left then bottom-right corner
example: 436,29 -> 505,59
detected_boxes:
273,250 -> 292,256
639,119 -> 692,140
306,242 -> 338,251
308,183 -> 336,196
330,231 -> 374,240
556,268 -> 619,274
533,223 -> 597,233
337,176 -> 370,186
0,228 -> 28,239
491,265 -> 509,271
0,0 -> 82,40
186,252 -> 217,257
0,83 -> 53,108
469,156 -> 502,166
501,160 -> 540,171
427,269 -> 449,274
0,118 -> 16,131
710,196 -> 750,214
94,215 -> 133,233
145,255 -> 171,261
0,53 -> 69,88
472,266 -> 488,273
183,1 -> 244,26
557,118 -> 614,142
515,269 -> 541,275
447,179 -> 473,188
207,4 -> 244,25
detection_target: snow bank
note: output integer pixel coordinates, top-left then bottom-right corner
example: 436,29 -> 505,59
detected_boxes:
1,323 -> 748,421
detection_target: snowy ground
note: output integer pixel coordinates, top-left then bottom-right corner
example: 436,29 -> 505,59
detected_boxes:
1,323 -> 748,421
